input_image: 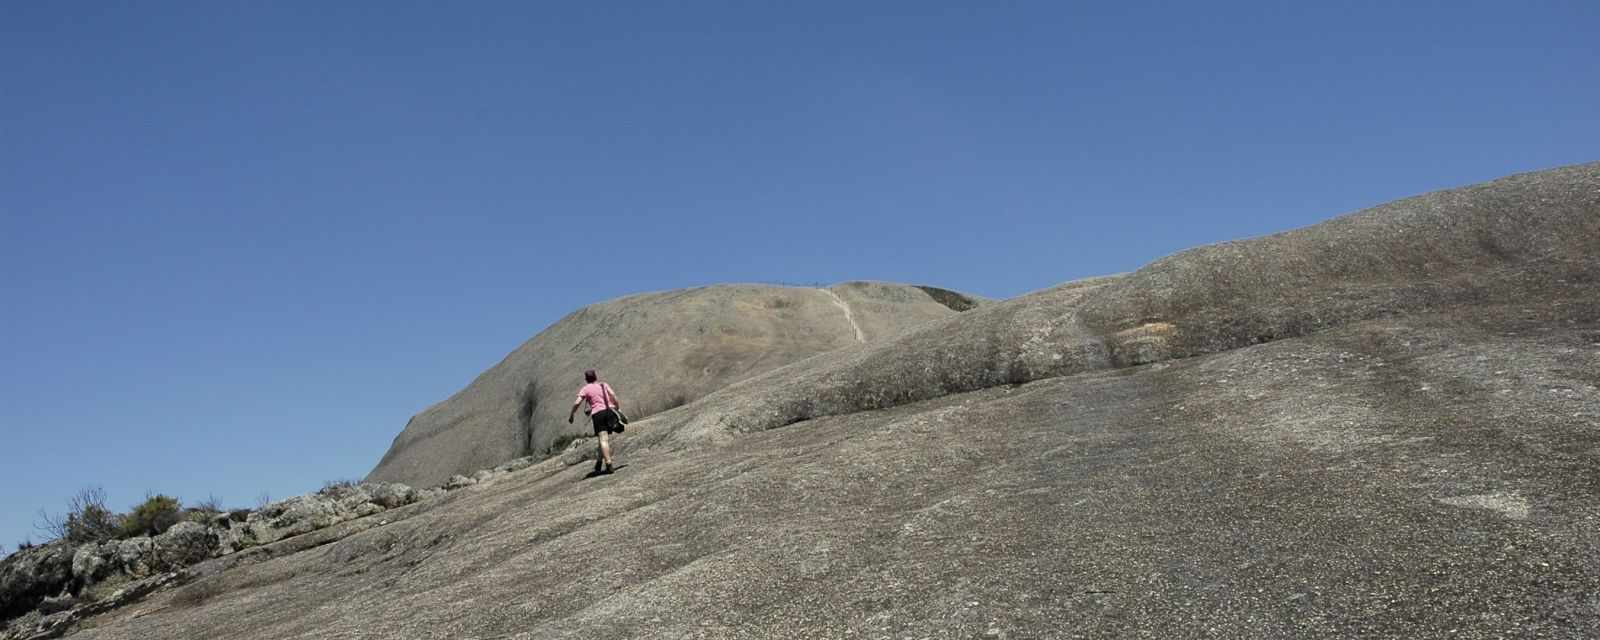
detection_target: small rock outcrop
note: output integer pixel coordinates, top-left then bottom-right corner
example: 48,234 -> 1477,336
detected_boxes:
219,482 -> 418,550
1,480 -> 430,633
2,459 -> 546,638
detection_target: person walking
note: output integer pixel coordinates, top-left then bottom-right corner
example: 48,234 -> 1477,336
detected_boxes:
569,369 -> 622,474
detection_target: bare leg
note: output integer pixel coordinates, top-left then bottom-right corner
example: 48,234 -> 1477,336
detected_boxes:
598,431 -> 614,468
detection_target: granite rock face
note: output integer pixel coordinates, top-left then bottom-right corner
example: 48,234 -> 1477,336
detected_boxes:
638,162 -> 1600,449
69,543 -> 116,587
149,522 -> 219,569
31,162 -> 1600,638
0,542 -> 74,621
367,281 -> 980,487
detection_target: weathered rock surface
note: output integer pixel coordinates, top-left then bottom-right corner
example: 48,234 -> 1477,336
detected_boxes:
365,483 -> 417,510
28,162 -> 1600,638
148,523 -> 218,570
3,571 -> 181,640
68,545 -> 114,587
0,542 -> 74,621
367,281 -> 981,487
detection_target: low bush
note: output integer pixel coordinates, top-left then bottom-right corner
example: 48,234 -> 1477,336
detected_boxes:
36,487 -> 121,544
192,494 -> 225,514
69,505 -> 122,543
78,574 -> 130,605
914,285 -> 980,312
638,392 -> 690,419
544,432 -> 584,456
318,479 -> 361,500
185,494 -> 228,524
659,393 -> 689,413
121,494 -> 182,538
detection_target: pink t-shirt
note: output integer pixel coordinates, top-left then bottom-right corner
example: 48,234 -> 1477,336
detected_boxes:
577,382 -> 616,414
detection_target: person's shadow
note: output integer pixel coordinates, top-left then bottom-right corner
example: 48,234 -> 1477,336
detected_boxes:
582,464 -> 628,480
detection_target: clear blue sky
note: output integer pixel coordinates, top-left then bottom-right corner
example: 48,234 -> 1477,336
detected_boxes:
3,1 -> 1596,554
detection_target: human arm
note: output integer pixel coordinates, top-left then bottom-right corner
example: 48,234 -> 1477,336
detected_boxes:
569,397 -> 583,423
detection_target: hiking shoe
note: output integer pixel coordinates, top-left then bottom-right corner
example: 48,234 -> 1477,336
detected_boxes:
603,462 -> 615,474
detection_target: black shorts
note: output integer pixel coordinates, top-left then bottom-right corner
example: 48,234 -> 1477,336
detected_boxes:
591,409 -> 619,435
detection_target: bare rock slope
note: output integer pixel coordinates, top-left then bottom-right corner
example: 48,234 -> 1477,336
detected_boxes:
367,282 -> 979,487
51,162 -> 1600,639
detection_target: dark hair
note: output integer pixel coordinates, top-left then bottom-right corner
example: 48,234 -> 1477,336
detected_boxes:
584,369 -> 597,383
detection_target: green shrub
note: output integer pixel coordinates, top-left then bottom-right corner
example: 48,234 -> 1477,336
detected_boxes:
121,494 -> 182,538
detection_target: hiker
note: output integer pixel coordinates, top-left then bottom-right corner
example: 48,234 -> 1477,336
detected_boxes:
569,369 -> 622,474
